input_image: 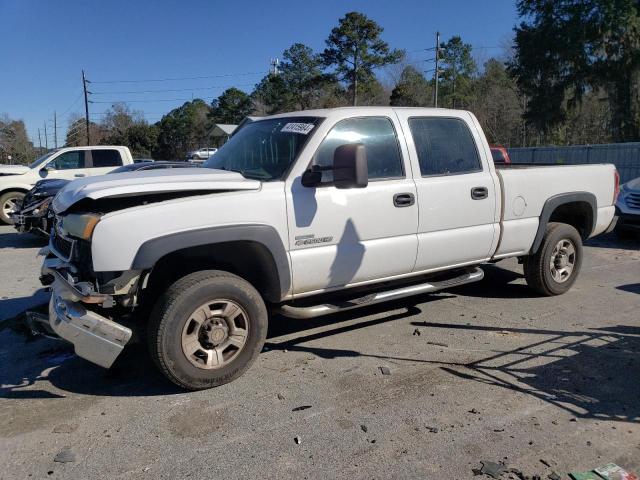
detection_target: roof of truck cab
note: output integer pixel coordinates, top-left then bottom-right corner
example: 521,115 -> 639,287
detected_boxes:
264,106 -> 470,119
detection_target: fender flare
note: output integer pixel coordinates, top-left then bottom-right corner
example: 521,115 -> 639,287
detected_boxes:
131,224 -> 291,299
530,192 -> 597,254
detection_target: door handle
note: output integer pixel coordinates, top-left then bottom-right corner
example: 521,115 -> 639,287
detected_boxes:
74,174 -> 86,177
471,187 -> 488,200
393,192 -> 415,207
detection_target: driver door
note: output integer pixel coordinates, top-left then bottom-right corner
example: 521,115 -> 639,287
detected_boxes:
43,150 -> 88,181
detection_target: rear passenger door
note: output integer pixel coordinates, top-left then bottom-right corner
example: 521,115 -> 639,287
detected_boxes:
395,112 -> 499,272
87,149 -> 124,176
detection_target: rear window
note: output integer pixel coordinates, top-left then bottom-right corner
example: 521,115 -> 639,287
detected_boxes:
409,117 -> 481,176
91,149 -> 123,167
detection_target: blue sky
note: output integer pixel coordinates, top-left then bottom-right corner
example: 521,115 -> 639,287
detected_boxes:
0,0 -> 518,146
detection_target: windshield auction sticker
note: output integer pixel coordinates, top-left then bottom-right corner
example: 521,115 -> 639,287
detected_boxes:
281,123 -> 315,135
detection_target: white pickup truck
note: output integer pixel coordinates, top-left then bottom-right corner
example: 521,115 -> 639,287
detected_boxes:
0,146 -> 134,224
40,107 -> 619,390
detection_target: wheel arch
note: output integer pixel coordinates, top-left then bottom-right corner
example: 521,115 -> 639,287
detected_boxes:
132,224 -> 291,303
530,192 -> 596,254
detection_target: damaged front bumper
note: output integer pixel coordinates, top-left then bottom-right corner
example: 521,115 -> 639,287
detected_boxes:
43,258 -> 133,368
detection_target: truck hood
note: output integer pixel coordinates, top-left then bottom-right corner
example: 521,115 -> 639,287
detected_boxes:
53,168 -> 261,213
0,164 -> 30,176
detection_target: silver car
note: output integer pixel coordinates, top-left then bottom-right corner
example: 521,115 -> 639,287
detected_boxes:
187,147 -> 217,160
616,176 -> 640,235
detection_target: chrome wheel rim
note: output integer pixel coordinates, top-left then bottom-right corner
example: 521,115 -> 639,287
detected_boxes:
549,239 -> 576,283
181,299 -> 249,369
2,195 -> 20,218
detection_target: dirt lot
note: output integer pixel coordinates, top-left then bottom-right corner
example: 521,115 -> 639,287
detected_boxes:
1,224 -> 639,479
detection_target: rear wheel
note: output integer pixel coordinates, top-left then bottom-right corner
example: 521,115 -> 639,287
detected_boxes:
523,222 -> 583,296
0,191 -> 25,225
148,270 -> 268,390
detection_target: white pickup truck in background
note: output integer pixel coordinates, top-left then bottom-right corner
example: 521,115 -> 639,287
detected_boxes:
40,107 -> 618,390
0,146 -> 134,224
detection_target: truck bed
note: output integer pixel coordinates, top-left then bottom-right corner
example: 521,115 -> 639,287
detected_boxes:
493,163 -> 617,259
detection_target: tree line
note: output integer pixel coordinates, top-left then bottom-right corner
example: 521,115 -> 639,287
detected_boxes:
2,2 -> 639,164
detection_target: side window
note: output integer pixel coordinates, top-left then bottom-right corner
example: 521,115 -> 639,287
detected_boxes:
50,151 -> 86,170
313,117 -> 403,182
409,117 -> 481,176
91,149 -> 123,167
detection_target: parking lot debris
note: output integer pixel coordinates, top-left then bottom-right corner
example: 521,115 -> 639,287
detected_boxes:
53,447 -> 76,463
594,463 -> 639,480
426,341 -> 449,347
360,424 -> 368,433
569,472 -> 602,480
426,426 -> 439,433
469,408 -> 480,414
292,405 -> 312,412
413,328 -> 421,336
473,461 -> 506,478
379,366 -> 391,375
548,472 -> 561,480
294,436 -> 301,445
52,424 -> 78,434
277,393 -> 285,400
540,459 -> 551,468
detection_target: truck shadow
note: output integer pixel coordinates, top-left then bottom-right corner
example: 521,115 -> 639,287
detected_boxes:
0,230 -> 48,249
584,232 -> 640,250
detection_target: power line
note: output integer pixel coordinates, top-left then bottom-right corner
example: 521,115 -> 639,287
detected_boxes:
90,82 -> 257,95
90,98 -> 199,104
90,71 -> 268,84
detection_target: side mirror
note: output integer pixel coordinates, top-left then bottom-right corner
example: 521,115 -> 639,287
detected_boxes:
39,165 -> 52,178
301,166 -> 323,187
333,143 -> 368,189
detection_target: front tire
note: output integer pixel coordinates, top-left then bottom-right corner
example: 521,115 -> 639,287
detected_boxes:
523,222 -> 583,296
148,270 -> 268,390
0,191 -> 25,225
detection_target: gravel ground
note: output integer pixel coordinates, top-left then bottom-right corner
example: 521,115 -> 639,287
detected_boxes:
0,224 -> 639,479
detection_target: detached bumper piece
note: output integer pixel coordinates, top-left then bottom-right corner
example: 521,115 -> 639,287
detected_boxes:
48,278 -> 132,369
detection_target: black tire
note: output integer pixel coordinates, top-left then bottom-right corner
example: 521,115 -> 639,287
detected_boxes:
148,270 -> 268,390
0,191 -> 25,225
523,222 -> 583,296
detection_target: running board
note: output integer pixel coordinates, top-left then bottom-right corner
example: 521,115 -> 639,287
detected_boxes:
277,267 -> 484,319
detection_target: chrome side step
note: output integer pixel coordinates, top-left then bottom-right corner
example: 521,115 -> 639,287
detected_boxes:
277,267 -> 484,319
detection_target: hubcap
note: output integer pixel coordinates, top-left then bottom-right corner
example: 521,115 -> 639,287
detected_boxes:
549,239 -> 576,283
2,196 -> 20,218
181,299 -> 249,370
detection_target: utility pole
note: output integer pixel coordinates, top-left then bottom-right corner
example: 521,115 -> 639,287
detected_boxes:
44,122 -> 48,150
433,31 -> 440,108
38,128 -> 42,154
270,58 -> 280,76
82,69 -> 91,145
53,111 -> 58,149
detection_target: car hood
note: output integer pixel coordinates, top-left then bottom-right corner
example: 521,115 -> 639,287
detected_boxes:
0,164 -> 30,176
623,177 -> 640,191
53,168 -> 261,213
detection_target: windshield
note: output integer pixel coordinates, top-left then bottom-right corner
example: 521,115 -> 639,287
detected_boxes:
28,151 -> 55,169
204,116 -> 321,180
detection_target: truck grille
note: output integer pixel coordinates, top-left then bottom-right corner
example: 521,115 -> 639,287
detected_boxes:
627,192 -> 640,209
51,221 -> 75,261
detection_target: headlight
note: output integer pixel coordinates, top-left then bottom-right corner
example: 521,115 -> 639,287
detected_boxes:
62,213 -> 102,240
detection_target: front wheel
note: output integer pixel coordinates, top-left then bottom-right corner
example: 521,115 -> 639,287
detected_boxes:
523,222 -> 583,296
148,270 -> 268,390
0,191 -> 25,224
